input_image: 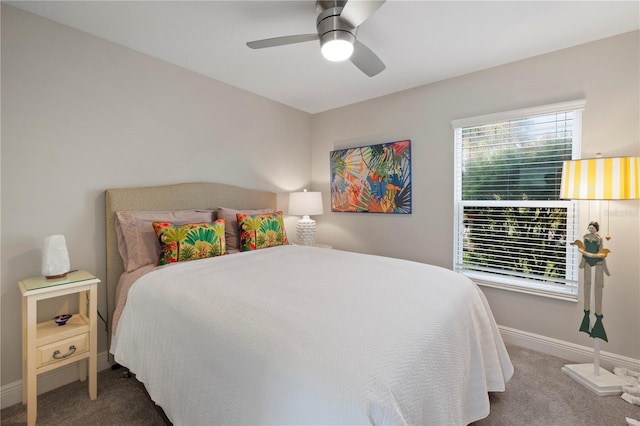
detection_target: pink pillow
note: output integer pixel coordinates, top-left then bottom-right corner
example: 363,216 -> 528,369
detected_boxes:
116,210 -> 213,272
217,207 -> 275,252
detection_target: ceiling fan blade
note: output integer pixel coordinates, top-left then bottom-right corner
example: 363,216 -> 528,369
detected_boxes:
247,34 -> 319,49
350,39 -> 385,77
339,0 -> 386,28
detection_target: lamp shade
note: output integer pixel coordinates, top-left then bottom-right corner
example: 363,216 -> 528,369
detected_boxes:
41,234 -> 70,279
560,156 -> 639,200
288,191 -> 324,216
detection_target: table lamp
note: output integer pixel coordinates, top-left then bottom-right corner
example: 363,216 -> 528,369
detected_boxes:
41,234 -> 70,279
288,190 -> 324,246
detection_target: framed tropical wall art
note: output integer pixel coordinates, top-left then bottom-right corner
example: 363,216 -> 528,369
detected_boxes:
330,140 -> 412,214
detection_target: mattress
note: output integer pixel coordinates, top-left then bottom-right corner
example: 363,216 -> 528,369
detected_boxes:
111,244 -> 513,425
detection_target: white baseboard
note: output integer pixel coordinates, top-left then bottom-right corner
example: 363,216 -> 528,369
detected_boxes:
3,330 -> 639,411
499,325 -> 640,372
1,351 -> 112,410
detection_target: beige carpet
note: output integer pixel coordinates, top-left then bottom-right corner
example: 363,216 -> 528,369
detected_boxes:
1,366 -> 167,425
473,344 -> 640,426
2,344 -> 640,425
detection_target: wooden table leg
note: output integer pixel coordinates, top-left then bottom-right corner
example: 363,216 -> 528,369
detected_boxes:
77,291 -> 87,383
26,297 -> 37,426
88,286 -> 97,399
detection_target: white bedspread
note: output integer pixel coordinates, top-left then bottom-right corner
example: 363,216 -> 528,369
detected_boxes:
111,245 -> 513,425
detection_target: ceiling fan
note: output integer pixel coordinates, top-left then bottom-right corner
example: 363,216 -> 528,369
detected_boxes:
246,0 -> 386,77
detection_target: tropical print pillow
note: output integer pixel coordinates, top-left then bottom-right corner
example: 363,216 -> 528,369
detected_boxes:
237,211 -> 288,251
152,220 -> 226,265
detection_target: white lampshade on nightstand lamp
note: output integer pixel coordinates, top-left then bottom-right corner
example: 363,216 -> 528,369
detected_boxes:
559,155 -> 639,396
41,234 -> 70,279
288,190 -> 324,246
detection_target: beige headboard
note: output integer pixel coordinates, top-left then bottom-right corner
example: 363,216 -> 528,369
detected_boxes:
105,182 -> 277,338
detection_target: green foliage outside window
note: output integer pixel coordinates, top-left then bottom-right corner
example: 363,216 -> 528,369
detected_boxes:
462,206 -> 568,282
459,117 -> 573,283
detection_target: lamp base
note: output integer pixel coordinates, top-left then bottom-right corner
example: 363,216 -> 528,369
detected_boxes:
561,363 -> 627,396
45,272 -> 68,280
296,217 -> 317,246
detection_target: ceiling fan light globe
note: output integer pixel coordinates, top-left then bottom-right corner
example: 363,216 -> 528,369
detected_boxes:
321,39 -> 354,61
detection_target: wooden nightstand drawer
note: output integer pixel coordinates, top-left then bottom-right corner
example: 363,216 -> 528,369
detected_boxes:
37,333 -> 89,368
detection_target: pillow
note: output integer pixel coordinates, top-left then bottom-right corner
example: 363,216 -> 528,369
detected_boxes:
217,207 -> 276,252
116,210 -> 213,272
237,211 -> 288,251
152,220 -> 226,265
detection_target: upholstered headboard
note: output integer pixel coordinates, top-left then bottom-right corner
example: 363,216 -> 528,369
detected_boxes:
105,182 -> 277,340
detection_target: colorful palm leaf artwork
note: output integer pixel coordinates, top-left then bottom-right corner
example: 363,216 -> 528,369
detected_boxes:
330,140 -> 412,213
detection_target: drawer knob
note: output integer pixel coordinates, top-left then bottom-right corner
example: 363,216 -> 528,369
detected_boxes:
52,345 -> 77,360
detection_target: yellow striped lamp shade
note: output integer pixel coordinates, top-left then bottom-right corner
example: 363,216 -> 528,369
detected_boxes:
560,156 -> 640,200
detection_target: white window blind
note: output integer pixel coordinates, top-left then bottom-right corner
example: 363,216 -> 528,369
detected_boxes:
453,101 -> 584,298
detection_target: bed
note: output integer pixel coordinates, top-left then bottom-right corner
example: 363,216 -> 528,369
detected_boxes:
106,182 -> 513,425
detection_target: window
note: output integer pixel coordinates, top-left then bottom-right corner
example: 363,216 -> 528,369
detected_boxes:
453,100 -> 585,299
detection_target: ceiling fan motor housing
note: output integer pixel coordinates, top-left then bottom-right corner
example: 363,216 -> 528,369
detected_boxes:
316,0 -> 348,14
316,6 -> 356,49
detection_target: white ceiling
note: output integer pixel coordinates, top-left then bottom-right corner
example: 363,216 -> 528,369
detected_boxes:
7,1 -> 640,113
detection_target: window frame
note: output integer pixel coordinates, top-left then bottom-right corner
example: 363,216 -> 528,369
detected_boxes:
452,100 -> 585,300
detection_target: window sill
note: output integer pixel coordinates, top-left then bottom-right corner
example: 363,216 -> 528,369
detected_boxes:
472,278 -> 578,302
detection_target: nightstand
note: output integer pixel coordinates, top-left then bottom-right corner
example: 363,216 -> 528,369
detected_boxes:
19,270 -> 100,426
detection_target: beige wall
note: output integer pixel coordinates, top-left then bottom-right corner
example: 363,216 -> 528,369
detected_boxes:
1,5 -> 312,387
311,31 -> 640,359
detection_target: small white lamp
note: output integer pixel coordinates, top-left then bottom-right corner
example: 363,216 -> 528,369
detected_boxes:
288,190 -> 324,246
41,234 -> 70,279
